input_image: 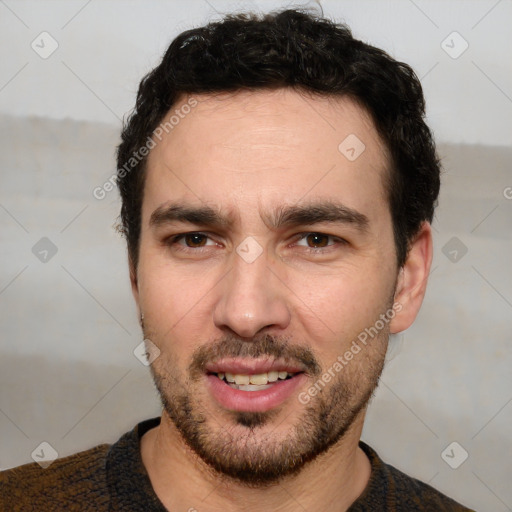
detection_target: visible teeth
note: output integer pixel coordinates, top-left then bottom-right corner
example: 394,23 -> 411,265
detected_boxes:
234,374 -> 250,385
267,371 -> 279,382
249,373 -> 268,385
216,370 -> 295,384
237,384 -> 274,391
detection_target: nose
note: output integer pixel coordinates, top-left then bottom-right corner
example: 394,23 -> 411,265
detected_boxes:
212,247 -> 291,338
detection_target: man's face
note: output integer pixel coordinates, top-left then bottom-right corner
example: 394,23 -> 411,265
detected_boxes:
133,89 -> 400,484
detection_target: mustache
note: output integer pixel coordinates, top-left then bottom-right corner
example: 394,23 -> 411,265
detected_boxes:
189,333 -> 322,379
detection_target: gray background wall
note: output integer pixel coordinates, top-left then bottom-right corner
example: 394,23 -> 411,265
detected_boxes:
1,1 -> 511,510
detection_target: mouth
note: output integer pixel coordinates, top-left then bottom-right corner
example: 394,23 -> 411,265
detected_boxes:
204,360 -> 307,412
212,370 -> 297,391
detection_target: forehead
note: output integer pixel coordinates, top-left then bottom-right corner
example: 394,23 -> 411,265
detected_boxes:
143,89 -> 390,227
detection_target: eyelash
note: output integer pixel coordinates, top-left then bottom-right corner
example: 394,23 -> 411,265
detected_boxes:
295,233 -> 346,251
166,232 -> 347,254
168,232 -> 217,251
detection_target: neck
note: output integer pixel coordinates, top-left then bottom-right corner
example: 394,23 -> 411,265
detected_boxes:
141,412 -> 371,512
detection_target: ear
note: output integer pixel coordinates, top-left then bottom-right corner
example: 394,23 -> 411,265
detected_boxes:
389,222 -> 433,334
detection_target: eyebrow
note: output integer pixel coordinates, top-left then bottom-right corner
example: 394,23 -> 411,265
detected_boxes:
270,202 -> 369,232
149,201 -> 369,232
150,203 -> 232,229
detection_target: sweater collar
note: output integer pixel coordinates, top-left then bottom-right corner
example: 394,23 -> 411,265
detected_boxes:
106,416 -> 384,511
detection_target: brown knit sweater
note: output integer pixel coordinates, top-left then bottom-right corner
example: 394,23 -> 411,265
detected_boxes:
0,417 -> 475,511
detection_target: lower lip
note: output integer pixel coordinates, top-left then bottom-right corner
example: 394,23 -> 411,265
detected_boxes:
206,373 -> 306,413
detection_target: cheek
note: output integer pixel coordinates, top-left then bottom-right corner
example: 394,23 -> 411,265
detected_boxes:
290,264 -> 394,324
287,266 -> 396,370
136,255 -> 210,333
136,257 -> 225,371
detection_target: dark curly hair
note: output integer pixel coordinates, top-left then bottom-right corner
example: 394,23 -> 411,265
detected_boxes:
117,8 -> 440,270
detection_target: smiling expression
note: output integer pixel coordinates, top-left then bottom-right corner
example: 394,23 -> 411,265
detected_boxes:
131,88 -> 404,484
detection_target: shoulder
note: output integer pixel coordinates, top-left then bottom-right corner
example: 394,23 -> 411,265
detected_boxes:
0,443 -> 110,512
353,442 -> 475,511
385,464 -> 474,511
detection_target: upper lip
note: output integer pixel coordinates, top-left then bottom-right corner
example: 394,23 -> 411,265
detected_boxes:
204,358 -> 305,375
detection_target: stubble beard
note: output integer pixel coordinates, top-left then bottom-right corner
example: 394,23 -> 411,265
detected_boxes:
145,327 -> 389,487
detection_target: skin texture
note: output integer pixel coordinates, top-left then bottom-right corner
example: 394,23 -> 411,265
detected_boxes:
132,89 -> 433,511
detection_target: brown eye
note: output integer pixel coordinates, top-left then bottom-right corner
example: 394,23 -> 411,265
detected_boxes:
305,233 -> 330,248
183,233 -> 208,247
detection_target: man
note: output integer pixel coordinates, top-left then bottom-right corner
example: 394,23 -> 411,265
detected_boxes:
0,9 -> 474,511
